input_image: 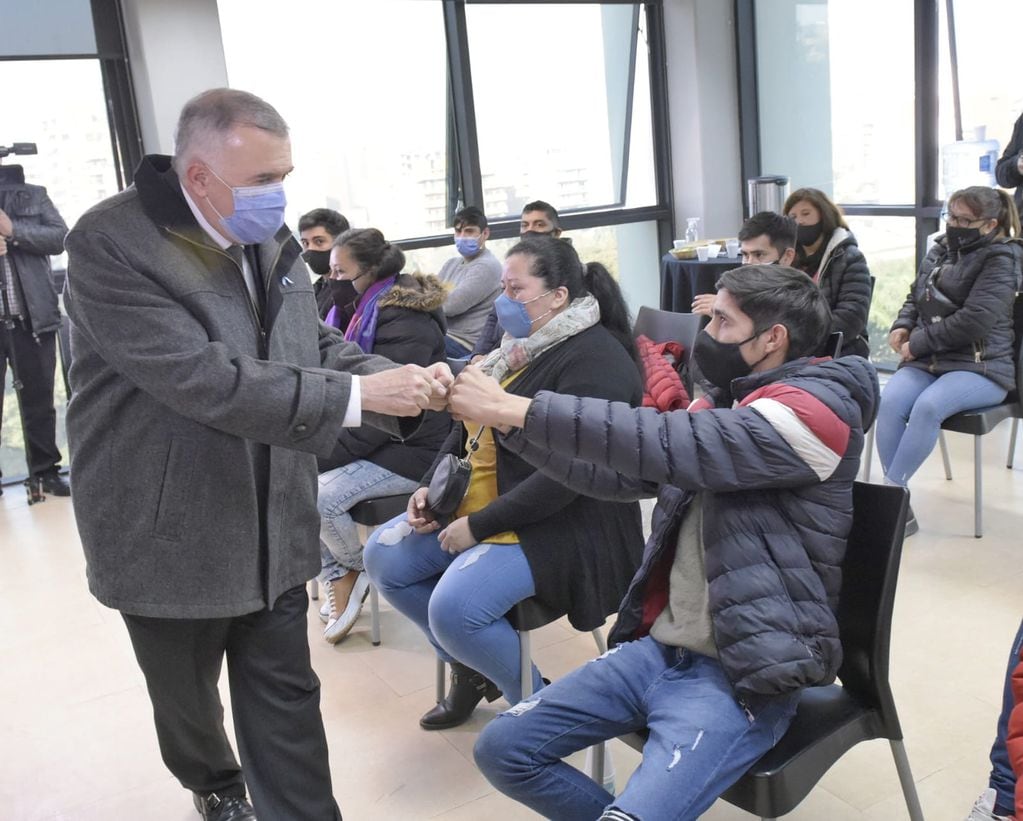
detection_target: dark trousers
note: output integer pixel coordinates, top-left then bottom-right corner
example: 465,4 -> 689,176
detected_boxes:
122,585 -> 342,820
0,322 -> 61,477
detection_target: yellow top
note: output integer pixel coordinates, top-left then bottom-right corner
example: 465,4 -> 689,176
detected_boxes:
454,370 -> 524,544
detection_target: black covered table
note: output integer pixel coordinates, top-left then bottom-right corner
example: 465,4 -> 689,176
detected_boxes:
659,253 -> 742,313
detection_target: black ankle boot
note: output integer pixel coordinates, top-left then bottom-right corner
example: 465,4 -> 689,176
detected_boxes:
419,661 -> 501,730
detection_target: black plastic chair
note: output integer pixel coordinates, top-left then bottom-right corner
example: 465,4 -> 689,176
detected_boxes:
310,492 -> 411,646
615,482 -> 923,820
632,305 -> 703,396
938,292 -> 1023,537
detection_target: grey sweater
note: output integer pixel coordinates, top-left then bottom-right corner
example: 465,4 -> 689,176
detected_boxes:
436,248 -> 502,345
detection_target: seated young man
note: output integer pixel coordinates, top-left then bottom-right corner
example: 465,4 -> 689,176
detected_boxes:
447,265 -> 878,821
298,207 -> 355,325
436,205 -> 502,358
691,210 -> 796,316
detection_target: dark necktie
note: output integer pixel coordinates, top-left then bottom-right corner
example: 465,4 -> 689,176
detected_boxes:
226,244 -> 266,321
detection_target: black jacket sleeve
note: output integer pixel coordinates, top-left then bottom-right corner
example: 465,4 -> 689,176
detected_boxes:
9,189 -> 68,256
996,113 -> 1023,190
828,245 -> 872,343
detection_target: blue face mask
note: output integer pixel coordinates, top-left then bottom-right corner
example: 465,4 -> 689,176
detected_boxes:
205,165 -> 287,244
493,290 -> 553,338
454,236 -> 480,257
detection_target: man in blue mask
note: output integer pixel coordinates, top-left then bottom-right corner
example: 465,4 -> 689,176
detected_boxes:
435,205 -> 502,358
63,88 -> 452,821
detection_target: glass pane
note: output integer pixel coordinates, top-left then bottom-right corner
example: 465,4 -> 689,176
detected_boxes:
755,0 -> 914,204
1,59 -> 120,260
0,0 -> 96,56
217,0 -> 448,240
844,215 -> 916,370
467,3 -> 655,217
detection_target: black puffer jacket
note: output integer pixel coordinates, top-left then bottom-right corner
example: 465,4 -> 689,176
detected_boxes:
891,235 -> 1022,391
499,355 -> 879,698
318,273 -> 451,479
801,228 -> 872,358
0,183 -> 67,335
996,112 -> 1023,215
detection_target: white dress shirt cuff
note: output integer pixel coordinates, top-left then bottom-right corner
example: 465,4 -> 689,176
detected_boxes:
342,375 -> 362,427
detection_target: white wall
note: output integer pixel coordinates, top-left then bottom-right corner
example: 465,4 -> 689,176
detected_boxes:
663,0 -> 743,241
121,0 -> 229,154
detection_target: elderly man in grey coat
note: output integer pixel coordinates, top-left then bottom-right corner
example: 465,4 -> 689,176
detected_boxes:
63,88 -> 451,821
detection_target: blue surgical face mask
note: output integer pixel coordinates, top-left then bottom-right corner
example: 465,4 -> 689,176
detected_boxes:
205,164 -> 287,245
493,290 -> 553,338
454,236 -> 480,257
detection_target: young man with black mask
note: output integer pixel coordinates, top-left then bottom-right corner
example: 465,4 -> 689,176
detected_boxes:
447,264 -> 879,821
298,207 -> 354,325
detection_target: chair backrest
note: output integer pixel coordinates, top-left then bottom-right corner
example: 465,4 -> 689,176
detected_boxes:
633,306 -> 704,394
834,481 -> 910,737
822,331 -> 843,359
1009,292 -> 1023,404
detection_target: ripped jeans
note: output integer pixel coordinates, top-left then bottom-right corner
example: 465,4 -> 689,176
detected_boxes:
474,636 -> 799,821
363,513 -> 542,704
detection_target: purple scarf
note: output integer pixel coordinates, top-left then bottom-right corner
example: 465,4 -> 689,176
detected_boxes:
344,275 -> 397,353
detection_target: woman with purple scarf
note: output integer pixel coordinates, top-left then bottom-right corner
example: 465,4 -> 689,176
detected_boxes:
315,228 -> 452,644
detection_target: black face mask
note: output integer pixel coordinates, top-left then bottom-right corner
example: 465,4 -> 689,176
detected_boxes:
302,249 -> 332,277
796,222 -> 824,246
692,328 -> 765,391
328,277 -> 358,307
945,226 -> 985,253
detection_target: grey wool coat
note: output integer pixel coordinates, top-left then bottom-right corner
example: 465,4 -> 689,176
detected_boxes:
64,155 -> 414,618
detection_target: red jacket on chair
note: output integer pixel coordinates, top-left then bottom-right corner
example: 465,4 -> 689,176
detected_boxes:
636,333 -> 690,412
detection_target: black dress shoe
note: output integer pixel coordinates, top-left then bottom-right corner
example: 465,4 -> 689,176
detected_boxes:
193,792 -> 256,821
39,472 -> 71,496
420,661 -> 501,730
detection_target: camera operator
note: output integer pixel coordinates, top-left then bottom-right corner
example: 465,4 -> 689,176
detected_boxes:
0,173 -> 70,496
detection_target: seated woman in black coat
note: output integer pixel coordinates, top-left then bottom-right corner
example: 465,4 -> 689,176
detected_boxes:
876,186 -> 1022,534
785,187 -> 873,357
316,228 -> 451,644
364,236 -> 645,729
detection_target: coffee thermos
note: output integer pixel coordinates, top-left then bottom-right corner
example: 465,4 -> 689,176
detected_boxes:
746,175 -> 790,217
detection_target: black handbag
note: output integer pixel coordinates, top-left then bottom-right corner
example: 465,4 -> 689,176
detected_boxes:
918,265 -> 961,323
425,429 -> 482,521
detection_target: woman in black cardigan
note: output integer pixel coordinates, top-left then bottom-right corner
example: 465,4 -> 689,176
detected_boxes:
364,236 -> 645,730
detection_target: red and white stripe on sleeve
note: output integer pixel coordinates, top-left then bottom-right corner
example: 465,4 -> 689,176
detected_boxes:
741,383 -> 851,481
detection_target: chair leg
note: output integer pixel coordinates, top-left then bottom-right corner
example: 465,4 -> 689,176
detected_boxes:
863,425 -> 875,482
1008,418 -> 1020,469
591,627 -> 608,655
436,658 -> 446,703
974,434 -> 983,538
368,584 -> 381,646
520,630 -> 533,700
939,430 -> 952,480
889,739 -> 925,821
309,578 -> 319,601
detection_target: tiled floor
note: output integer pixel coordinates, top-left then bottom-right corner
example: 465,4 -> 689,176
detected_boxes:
1,425 -> 1020,820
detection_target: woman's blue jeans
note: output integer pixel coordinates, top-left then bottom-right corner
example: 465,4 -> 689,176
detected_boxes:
316,460 -> 418,582
474,636 -> 799,821
363,513 -> 543,704
876,367 -> 1007,486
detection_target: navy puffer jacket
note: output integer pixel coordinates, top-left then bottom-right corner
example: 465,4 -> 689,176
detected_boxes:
499,355 -> 878,698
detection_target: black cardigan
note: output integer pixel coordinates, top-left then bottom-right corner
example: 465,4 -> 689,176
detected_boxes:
424,323 -> 646,630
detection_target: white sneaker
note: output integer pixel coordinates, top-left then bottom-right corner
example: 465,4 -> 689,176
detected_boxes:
324,572 -> 371,645
966,788 -> 1012,821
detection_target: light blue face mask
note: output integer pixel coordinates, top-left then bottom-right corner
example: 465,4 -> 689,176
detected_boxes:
205,164 -> 287,245
493,289 -> 553,338
454,236 -> 480,257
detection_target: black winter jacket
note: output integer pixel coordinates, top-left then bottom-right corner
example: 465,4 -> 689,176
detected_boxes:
425,323 -> 646,631
891,235 -> 1022,391
318,273 -> 452,480
996,112 -> 1023,215
799,228 -> 872,358
0,183 -> 67,335
499,355 -> 879,698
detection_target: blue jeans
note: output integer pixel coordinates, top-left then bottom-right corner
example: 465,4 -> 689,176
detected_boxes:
317,461 -> 418,582
474,636 -> 799,821
444,335 -> 472,358
989,618 -> 1023,815
363,513 -> 542,703
876,367 -> 1007,486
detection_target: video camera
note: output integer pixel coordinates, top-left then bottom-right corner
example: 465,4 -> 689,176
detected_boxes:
0,143 -> 37,186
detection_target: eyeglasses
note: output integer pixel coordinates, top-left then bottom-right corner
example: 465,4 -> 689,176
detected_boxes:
942,211 -> 989,228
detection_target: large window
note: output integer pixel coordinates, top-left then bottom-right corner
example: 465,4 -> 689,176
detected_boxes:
215,1 -> 671,266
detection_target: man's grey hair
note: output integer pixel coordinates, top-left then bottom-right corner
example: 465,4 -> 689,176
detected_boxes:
172,88 -> 289,174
